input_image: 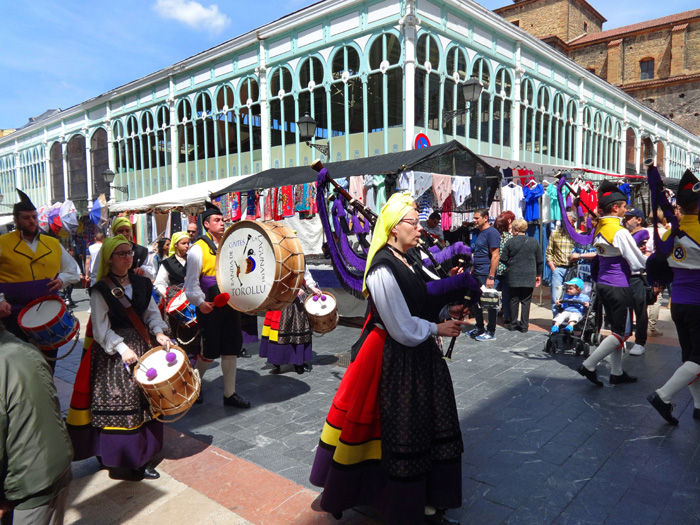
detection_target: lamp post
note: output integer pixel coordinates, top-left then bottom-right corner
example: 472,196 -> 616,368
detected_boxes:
442,76 -> 484,124
102,168 -> 129,201
693,157 -> 700,174
296,112 -> 330,157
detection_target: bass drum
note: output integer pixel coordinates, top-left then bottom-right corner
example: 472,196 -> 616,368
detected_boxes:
216,220 -> 305,314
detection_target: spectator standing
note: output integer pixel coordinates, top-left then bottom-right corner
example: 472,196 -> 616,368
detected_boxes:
545,211 -> 576,314
500,219 -> 542,333
494,211 -> 515,326
420,212 -> 445,247
624,207 -> 651,355
469,209 -> 501,341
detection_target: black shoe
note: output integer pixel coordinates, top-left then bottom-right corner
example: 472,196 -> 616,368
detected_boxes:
693,408 -> 700,420
517,324 -> 528,333
141,464 -> 160,479
425,509 -> 460,525
239,349 -> 252,358
223,392 -> 251,408
647,392 -> 678,425
507,322 -> 518,332
294,364 -> 305,374
270,364 -> 282,374
194,391 -> 203,404
577,364 -> 603,386
468,328 -> 485,339
609,371 -> 638,385
303,363 -> 313,372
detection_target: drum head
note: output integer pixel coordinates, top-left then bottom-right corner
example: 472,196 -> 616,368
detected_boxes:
136,347 -> 185,384
21,297 -> 63,328
216,220 -> 304,313
305,293 -> 337,316
167,291 -> 187,313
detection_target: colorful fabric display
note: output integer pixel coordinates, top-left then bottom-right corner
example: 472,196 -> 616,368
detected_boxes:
230,192 -> 242,221
246,191 -> 259,219
280,186 -> 294,217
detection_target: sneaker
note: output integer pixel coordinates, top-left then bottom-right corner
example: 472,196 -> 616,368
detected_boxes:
648,329 -> 664,337
628,344 -> 646,356
468,328 -> 485,339
564,325 -> 573,333
551,325 -> 560,334
475,331 -> 496,342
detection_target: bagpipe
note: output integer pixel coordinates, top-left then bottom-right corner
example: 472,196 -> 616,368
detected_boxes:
311,160 -> 482,358
645,160 -> 680,287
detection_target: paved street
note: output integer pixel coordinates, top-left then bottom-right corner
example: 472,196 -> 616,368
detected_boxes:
54,287 -> 700,524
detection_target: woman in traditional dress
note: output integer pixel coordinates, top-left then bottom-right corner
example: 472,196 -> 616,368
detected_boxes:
259,266 -> 321,374
310,193 -> 468,524
154,231 -> 200,358
74,235 -> 170,479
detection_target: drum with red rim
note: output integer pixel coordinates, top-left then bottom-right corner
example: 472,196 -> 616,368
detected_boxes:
166,291 -> 197,328
18,295 -> 79,350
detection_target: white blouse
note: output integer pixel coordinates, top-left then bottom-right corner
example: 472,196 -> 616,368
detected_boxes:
154,254 -> 186,296
90,283 -> 168,356
366,263 -> 439,347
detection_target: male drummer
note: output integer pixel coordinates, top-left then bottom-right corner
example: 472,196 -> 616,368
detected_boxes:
184,201 -> 250,408
0,189 -> 79,359
89,216 -> 154,282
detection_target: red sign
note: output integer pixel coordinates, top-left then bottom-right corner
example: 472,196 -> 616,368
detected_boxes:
414,133 -> 431,149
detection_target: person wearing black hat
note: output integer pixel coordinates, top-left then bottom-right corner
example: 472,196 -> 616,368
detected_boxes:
578,181 -> 647,387
647,170 -> 700,425
184,201 -> 250,408
0,189 -> 80,351
624,207 -> 651,356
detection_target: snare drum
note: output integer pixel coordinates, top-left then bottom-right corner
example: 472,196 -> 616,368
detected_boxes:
216,220 -> 305,314
304,292 -> 339,335
134,345 -> 200,420
166,291 -> 198,328
152,289 -> 165,314
18,295 -> 79,350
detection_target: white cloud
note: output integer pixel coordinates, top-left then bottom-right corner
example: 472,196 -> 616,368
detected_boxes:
153,0 -> 231,34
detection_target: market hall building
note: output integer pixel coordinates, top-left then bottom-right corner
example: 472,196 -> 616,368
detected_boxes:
1,0 -> 700,213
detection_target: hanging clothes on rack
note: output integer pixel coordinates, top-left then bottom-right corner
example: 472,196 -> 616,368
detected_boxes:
501,180 -> 524,219
523,181 -> 544,222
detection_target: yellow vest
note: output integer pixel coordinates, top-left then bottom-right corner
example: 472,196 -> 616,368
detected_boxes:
0,230 -> 62,282
194,233 -> 218,277
594,217 -> 625,245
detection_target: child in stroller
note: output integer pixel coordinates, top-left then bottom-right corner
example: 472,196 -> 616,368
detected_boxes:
545,277 -> 594,356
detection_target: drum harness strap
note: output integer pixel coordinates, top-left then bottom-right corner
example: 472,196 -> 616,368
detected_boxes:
196,234 -> 218,256
103,276 -> 152,345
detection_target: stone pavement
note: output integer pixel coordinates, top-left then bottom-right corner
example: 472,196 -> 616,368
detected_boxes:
53,287 -> 700,524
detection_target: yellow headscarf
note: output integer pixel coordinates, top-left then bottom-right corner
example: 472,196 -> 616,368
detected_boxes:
169,231 -> 190,257
97,235 -> 131,281
111,216 -> 132,235
362,192 -> 416,297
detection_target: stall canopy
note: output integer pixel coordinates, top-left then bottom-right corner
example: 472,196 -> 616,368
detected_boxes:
109,175 -> 254,213
211,140 -> 500,197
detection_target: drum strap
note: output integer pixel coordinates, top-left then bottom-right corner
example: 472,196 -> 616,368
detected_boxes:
102,277 -> 152,344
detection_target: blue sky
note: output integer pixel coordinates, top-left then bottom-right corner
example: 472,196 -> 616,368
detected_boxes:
0,0 -> 697,129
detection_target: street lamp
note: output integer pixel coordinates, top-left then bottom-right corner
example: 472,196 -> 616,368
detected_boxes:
693,157 -> 700,174
102,168 -> 129,200
296,112 -> 330,157
442,76 -> 484,124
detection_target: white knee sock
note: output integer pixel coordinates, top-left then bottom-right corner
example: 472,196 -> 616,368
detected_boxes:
195,355 -> 213,379
657,361 -> 700,404
583,333 -> 623,371
608,347 -> 623,376
688,374 -> 700,409
222,355 -> 238,398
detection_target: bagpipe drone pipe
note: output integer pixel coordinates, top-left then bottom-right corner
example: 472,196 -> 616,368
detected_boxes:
311,160 -> 482,308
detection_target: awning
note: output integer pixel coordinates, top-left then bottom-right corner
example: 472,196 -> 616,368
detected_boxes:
211,140 -> 501,197
109,175 -> 254,213
0,215 -> 13,227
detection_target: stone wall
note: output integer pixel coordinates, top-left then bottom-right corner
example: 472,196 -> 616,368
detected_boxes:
628,82 -> 700,136
497,0 -> 569,40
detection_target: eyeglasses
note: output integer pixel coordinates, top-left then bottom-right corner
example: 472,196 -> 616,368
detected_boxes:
113,250 -> 135,258
400,218 -> 421,227
187,230 -> 197,235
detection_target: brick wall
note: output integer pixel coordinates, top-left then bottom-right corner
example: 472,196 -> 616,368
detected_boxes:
629,82 -> 700,135
568,1 -> 603,40
497,0 -> 569,40
569,42 -> 609,79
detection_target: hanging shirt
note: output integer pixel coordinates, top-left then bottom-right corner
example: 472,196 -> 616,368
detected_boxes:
396,171 -> 414,194
411,171 -> 433,200
363,175 -> 375,213
431,174 -> 452,207
373,175 -> 387,211
452,176 -> 471,207
546,183 -> 569,222
501,182 -> 524,219
417,192 -> 432,222
523,183 -> 544,222
349,176 -> 365,204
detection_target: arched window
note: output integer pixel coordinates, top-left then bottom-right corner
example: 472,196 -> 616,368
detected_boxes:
216,84 -> 237,157
329,46 -> 363,141
415,34 -> 441,131
195,92 -> 215,167
469,58 -> 491,143
269,67 -> 295,149
67,134 -> 87,200
367,33 -> 402,150
239,77 -> 261,173
112,120 -> 127,185
125,115 -> 141,173
520,78 -> 535,157
91,128 -> 109,195
535,86 -> 551,162
625,128 -> 636,173
443,47 -> 468,138
492,68 -> 512,150
298,58 -> 326,146
564,100 -> 578,164
582,107 -> 593,167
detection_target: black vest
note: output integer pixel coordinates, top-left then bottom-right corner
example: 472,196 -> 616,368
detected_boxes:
130,243 -> 149,271
161,256 -> 186,286
93,275 -> 153,330
369,246 -> 429,320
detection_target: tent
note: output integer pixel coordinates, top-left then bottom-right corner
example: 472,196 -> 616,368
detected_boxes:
211,140 -> 501,197
109,176 -> 254,213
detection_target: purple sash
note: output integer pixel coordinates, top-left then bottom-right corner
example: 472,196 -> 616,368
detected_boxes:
199,275 -> 218,301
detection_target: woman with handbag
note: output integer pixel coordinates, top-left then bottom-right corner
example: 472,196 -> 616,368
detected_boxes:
72,235 -> 170,480
500,219 -> 543,333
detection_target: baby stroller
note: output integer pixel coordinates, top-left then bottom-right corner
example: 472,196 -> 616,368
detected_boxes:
544,276 -> 599,357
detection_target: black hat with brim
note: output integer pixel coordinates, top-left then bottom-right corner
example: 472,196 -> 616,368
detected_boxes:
597,180 -> 628,210
13,188 -> 36,215
675,169 -> 700,206
200,200 -> 223,222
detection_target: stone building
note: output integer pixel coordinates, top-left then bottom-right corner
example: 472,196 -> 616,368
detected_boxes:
495,1 -> 700,157
1,0 -> 699,211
